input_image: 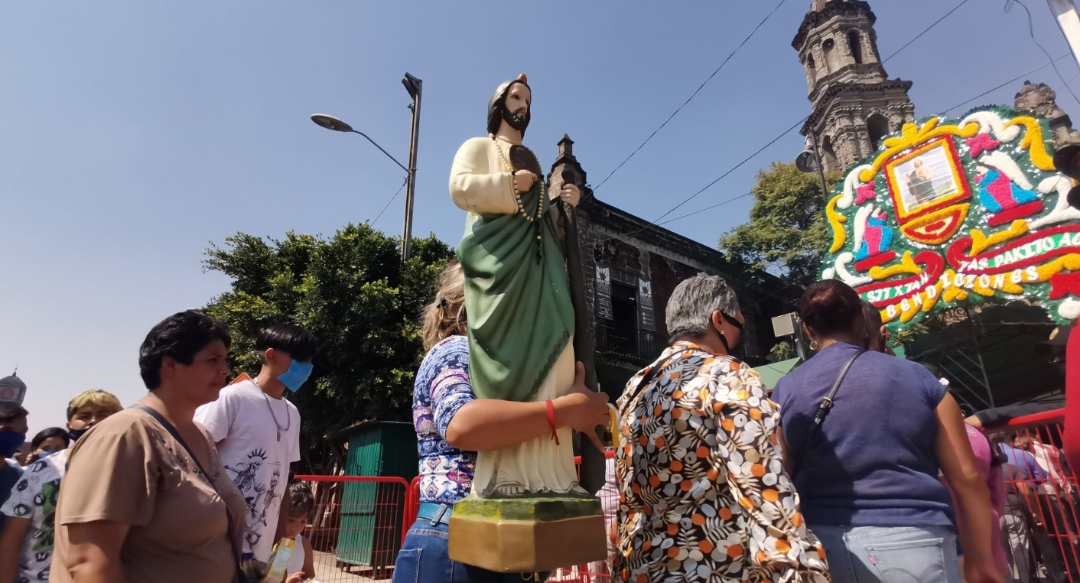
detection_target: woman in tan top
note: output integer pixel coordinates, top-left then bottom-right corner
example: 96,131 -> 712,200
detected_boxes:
50,310 -> 247,583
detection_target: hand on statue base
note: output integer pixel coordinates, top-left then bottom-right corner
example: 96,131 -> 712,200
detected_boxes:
514,169 -> 538,193
555,362 -> 610,453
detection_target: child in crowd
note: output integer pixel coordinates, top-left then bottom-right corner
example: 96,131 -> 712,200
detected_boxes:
0,389 -> 122,583
28,427 -> 70,462
282,480 -> 316,583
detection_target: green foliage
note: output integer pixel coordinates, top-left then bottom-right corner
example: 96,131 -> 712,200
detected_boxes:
766,341 -> 794,363
718,162 -> 841,289
203,224 -> 454,472
889,322 -> 929,349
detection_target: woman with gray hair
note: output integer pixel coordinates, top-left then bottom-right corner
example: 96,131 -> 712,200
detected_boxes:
613,274 -> 828,583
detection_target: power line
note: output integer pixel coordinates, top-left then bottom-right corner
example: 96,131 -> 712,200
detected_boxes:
1002,0 -> 1080,109
371,176 -> 407,227
657,54 -> 1070,230
648,116 -> 806,225
943,53 -> 1071,114
593,0 -> 973,245
591,0 -> 792,192
880,0 -> 972,65
658,193 -> 754,226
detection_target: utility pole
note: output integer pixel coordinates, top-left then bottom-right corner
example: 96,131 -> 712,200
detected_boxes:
1050,0 -> 1080,72
401,73 -> 422,262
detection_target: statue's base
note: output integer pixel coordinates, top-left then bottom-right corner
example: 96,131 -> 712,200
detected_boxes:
448,494 -> 606,573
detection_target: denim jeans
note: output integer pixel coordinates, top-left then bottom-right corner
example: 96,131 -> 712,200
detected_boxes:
810,525 -> 962,583
392,517 -> 548,583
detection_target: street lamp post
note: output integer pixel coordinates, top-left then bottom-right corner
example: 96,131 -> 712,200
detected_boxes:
401,73 -> 422,262
795,134 -> 831,201
311,72 -> 423,262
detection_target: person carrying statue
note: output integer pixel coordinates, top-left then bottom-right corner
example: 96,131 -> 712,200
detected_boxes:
439,73 -> 609,573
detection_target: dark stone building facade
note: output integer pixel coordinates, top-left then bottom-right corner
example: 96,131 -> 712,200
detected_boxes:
548,136 -> 798,399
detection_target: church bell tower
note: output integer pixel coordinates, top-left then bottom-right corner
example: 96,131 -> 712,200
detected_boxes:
793,0 -> 915,172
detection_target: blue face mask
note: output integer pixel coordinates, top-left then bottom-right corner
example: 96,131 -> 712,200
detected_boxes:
69,427 -> 90,442
277,360 -> 314,393
0,431 -> 26,459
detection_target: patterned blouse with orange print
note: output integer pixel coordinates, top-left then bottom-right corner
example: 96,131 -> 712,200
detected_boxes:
613,341 -> 830,583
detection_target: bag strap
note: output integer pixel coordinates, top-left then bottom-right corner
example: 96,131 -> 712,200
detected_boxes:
132,404 -> 243,562
790,349 -> 864,480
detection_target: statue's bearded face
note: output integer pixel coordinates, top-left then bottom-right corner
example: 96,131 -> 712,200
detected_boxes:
502,83 -> 531,133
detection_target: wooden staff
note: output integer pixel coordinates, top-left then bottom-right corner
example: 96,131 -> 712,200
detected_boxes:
555,169 -> 606,495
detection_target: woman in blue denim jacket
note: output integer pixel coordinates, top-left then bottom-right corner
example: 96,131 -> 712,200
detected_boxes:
392,260 -> 610,583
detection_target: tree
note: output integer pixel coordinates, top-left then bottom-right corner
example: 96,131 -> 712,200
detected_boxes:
202,224 -> 455,473
719,162 -> 841,289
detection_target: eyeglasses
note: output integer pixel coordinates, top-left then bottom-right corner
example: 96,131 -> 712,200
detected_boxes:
720,312 -> 743,330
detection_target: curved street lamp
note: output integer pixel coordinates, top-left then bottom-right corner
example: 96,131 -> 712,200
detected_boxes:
310,114 -> 408,172
311,72 -> 422,261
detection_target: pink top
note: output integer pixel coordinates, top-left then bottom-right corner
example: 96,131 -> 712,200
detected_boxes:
943,424 -> 1008,575
1064,328 -> 1080,482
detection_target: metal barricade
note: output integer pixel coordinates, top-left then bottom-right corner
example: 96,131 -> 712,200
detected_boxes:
303,418 -> 1080,583
294,475 -> 412,582
985,409 -> 1080,583
546,451 -> 618,583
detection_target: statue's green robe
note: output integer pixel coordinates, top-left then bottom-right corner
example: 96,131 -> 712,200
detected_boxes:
450,137 -> 574,402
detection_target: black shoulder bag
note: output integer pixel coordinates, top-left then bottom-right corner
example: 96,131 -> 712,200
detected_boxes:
133,404 -> 256,583
789,350 -> 864,481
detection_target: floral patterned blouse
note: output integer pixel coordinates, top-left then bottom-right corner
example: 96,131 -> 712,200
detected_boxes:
412,335 -> 477,504
613,342 -> 829,583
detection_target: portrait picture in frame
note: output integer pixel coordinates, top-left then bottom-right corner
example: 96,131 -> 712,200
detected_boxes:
884,136 -> 971,222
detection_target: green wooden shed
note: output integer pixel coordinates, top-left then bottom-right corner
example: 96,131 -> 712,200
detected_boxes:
334,421 -> 418,575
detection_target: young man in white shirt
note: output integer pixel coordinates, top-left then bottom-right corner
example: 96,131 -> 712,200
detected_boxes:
195,322 -> 317,563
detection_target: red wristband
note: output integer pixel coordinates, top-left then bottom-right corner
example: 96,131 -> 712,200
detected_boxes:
546,399 -> 560,446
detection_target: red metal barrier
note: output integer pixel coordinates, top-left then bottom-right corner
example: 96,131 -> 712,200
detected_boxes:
985,409 -> 1080,583
298,414 -> 1080,583
293,475 -> 411,582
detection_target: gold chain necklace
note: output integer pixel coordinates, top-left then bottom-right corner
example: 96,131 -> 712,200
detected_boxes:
493,138 -> 545,226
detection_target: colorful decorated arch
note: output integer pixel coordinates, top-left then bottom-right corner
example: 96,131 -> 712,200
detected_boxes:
820,106 -> 1080,332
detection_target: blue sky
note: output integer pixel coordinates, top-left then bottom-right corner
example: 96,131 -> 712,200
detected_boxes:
3,0 -> 1077,432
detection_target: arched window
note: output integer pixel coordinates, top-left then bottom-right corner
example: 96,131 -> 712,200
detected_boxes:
807,53 -> 816,72
848,31 -> 863,65
867,114 -> 890,150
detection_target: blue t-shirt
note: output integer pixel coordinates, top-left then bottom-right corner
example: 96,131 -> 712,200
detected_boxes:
1001,444 -> 1046,483
773,342 -> 954,528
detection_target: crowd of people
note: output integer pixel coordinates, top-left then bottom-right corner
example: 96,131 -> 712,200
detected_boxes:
398,263 -> 1077,583
0,315 -> 322,583
0,264 -> 1074,583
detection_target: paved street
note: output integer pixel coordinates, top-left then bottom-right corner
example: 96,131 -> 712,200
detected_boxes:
311,551 -> 393,583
